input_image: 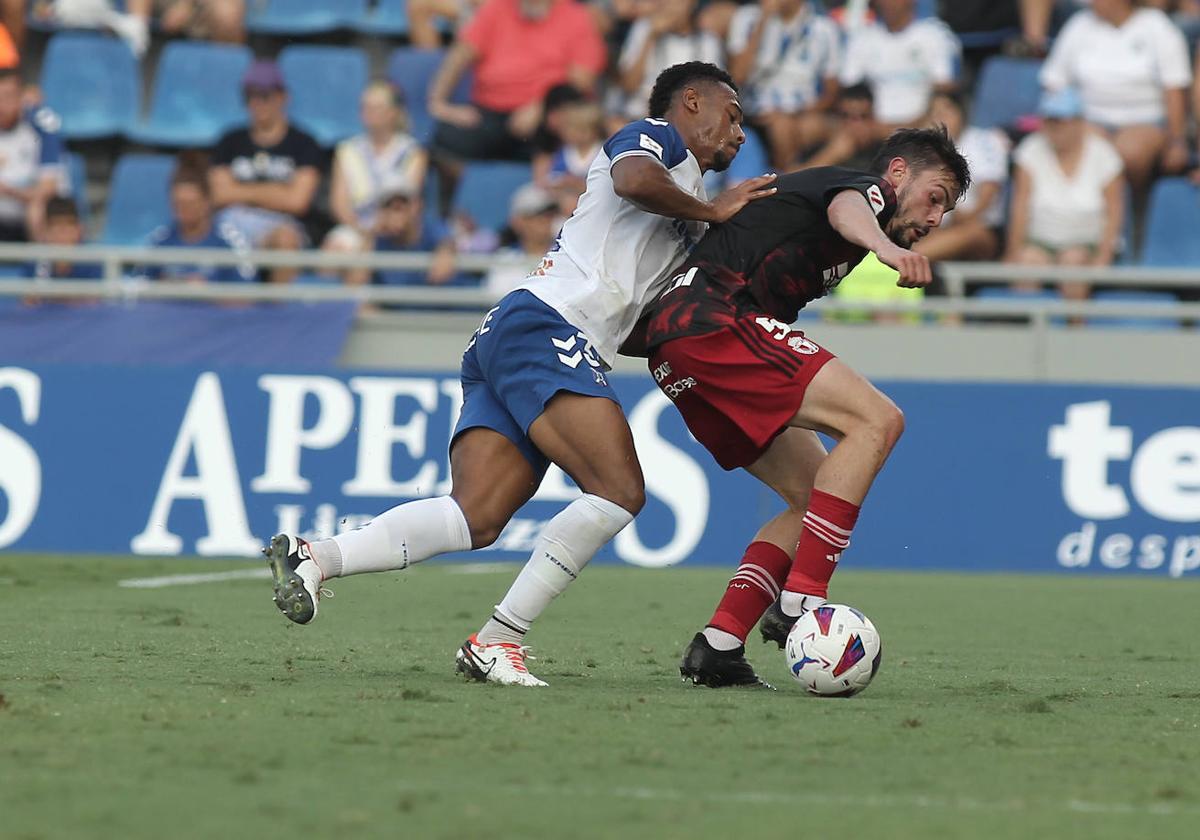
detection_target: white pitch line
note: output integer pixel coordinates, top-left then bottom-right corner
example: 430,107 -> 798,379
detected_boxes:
118,568 -> 271,589
394,781 -> 1200,818
447,562 -> 520,575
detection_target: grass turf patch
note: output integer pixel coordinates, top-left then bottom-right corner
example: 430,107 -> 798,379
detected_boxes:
2,555 -> 1199,839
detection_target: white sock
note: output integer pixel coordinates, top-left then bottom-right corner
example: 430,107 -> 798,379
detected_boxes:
702,627 -> 743,651
312,496 -> 472,578
780,591 -> 827,618
477,494 -> 633,645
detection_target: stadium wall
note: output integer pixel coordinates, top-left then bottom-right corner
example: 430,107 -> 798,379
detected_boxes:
2,365 -> 1197,578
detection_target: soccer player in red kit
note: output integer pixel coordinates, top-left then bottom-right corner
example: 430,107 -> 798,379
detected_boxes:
643,127 -> 970,687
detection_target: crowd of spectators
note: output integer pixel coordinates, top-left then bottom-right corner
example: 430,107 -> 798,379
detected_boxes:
4,0 -> 1200,312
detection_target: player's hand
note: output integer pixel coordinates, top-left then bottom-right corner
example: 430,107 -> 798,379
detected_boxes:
876,243 -> 932,288
705,173 -> 778,223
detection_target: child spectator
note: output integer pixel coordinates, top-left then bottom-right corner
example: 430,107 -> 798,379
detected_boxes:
839,0 -> 960,130
23,196 -> 101,281
1041,0 -> 1192,195
615,0 -> 724,120
324,80 -> 428,254
542,98 -> 605,215
144,168 -> 255,284
0,68 -> 64,243
209,60 -> 323,284
915,91 -> 1009,262
1005,88 -> 1125,303
727,0 -> 842,170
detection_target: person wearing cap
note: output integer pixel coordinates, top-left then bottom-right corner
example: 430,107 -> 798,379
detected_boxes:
360,179 -> 458,289
484,182 -> 559,299
208,59 -> 323,284
1004,87 -> 1125,304
1040,0 -> 1191,196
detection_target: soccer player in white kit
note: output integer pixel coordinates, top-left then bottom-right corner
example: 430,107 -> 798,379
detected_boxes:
264,63 -> 777,686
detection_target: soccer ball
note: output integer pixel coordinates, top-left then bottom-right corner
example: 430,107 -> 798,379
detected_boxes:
785,604 -> 882,697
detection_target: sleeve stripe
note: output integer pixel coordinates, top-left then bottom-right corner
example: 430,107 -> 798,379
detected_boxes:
608,149 -> 663,167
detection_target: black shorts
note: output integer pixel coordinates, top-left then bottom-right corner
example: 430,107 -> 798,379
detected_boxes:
432,107 -> 533,163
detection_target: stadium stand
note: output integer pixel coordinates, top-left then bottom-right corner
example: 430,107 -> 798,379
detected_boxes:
62,151 -> 88,225
100,153 -> 174,245
130,41 -> 253,148
278,44 -> 369,147
246,0 -> 367,37
352,0 -> 409,36
1140,177 -> 1200,267
40,32 -> 139,140
452,162 -> 534,234
970,56 -> 1042,131
1088,289 -> 1182,330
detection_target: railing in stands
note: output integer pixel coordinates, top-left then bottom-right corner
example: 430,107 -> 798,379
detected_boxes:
0,245 -> 1198,327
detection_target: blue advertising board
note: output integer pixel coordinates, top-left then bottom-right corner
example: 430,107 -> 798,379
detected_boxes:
1,365 -> 1198,577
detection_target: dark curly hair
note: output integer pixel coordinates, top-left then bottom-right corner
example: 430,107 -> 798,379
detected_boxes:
870,125 -> 972,198
647,62 -> 738,119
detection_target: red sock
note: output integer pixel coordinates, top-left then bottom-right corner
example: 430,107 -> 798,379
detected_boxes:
708,541 -> 792,641
783,489 -> 860,598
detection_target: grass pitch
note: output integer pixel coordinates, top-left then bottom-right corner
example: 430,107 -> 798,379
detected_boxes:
2,555 -> 1199,840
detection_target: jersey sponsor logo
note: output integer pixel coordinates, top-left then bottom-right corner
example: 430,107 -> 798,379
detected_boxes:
866,184 -> 886,215
788,335 -> 820,355
639,133 -> 664,159
821,262 -> 850,289
661,377 -> 697,400
651,361 -> 673,383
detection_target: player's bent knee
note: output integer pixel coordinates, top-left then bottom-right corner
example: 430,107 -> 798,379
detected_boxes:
594,482 -> 645,518
874,402 -> 905,451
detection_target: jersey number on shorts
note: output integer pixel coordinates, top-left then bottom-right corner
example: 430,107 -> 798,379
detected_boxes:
755,316 -> 792,340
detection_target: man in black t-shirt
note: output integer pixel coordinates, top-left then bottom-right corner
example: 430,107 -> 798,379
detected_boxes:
643,126 -> 970,688
209,60 -> 323,284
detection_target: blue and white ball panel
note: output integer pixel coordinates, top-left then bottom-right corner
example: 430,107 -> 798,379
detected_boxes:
453,290 -> 620,476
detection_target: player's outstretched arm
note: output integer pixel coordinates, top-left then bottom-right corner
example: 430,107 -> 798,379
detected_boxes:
611,157 -> 777,224
827,190 -> 932,288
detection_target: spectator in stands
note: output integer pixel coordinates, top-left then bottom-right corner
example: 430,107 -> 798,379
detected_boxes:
209,60 -> 322,285
23,196 -> 101,281
615,0 -> 723,120
136,1 -> 247,44
540,96 -> 605,215
0,68 -> 63,243
0,19 -> 17,68
1005,88 -> 1125,302
799,83 -> 880,170
357,180 -> 458,288
427,0 -> 607,207
143,168 -> 254,284
839,0 -> 960,131
408,0 -> 487,49
914,91 -> 1009,262
727,0 -> 842,170
33,0 -> 149,56
324,80 -> 428,254
1041,0 -> 1192,195
485,182 -> 559,298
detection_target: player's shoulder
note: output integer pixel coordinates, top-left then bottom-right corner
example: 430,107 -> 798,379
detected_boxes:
603,118 -> 689,168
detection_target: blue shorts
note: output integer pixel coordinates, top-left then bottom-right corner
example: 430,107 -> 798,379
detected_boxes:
452,290 -> 620,478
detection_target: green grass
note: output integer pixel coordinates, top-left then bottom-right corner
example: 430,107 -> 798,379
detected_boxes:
2,555 -> 1200,840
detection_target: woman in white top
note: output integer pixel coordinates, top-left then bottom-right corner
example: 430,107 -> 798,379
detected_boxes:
324,80 -> 429,252
1006,88 -> 1125,302
1040,0 -> 1191,193
616,0 -> 724,120
726,0 -> 842,170
914,91 -> 1010,262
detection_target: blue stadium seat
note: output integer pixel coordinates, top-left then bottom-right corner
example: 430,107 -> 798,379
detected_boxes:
101,154 -> 175,245
40,33 -> 140,140
974,286 -> 1066,325
725,127 -> 770,186
352,0 -> 408,35
130,42 -> 252,147
970,57 -> 1042,131
387,48 -> 473,145
453,162 -> 534,232
1141,178 -> 1200,266
278,45 -> 369,147
247,0 -> 367,36
61,151 -> 88,226
1088,290 -> 1182,330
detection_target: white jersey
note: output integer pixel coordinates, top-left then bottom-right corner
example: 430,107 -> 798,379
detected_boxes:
519,118 -> 707,367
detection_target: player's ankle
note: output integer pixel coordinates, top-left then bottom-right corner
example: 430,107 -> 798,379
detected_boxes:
702,626 -> 743,651
780,591 -> 826,618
